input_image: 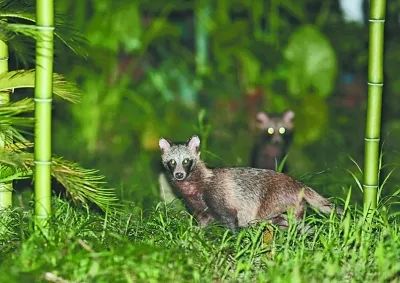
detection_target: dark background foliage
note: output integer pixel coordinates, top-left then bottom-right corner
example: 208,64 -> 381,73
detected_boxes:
34,0 -> 400,208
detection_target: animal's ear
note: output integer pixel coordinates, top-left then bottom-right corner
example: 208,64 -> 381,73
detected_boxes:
283,110 -> 295,124
187,135 -> 200,153
256,112 -> 269,128
159,138 -> 171,153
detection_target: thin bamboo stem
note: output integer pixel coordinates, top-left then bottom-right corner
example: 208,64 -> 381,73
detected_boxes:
0,39 -> 12,209
363,0 -> 386,216
34,0 -> 54,227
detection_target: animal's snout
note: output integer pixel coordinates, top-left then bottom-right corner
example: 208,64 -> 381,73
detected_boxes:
174,172 -> 185,180
271,134 -> 283,144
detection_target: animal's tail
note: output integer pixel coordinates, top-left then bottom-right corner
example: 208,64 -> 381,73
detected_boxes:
303,187 -> 343,215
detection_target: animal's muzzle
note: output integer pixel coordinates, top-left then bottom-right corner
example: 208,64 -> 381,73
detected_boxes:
174,172 -> 185,180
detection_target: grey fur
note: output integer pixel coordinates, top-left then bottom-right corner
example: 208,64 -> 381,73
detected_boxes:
160,135 -> 339,230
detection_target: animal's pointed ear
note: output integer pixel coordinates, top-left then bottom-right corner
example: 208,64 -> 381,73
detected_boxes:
187,135 -> 200,153
159,138 -> 171,153
256,112 -> 269,128
283,110 -> 295,123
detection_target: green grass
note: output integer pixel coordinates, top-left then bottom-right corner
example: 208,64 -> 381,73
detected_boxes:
0,197 -> 399,282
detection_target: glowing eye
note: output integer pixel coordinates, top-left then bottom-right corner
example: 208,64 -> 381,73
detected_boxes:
170,160 -> 176,166
267,127 -> 274,135
278,127 -> 286,134
183,158 -> 189,165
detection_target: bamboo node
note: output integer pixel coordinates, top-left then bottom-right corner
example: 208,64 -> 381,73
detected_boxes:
367,82 -> 383,87
364,137 -> 380,142
34,160 -> 52,165
36,26 -> 55,31
363,184 -> 378,189
0,57 -> 8,61
34,98 -> 53,103
368,19 -> 385,23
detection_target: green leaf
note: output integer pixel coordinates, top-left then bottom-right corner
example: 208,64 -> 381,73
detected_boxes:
236,50 -> 261,88
284,25 -> 337,98
293,95 -> 328,145
0,70 -> 80,103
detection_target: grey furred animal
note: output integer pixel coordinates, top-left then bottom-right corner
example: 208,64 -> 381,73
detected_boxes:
250,110 -> 294,171
159,135 -> 340,230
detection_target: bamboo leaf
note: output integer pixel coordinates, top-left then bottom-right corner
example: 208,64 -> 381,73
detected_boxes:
0,70 -> 80,103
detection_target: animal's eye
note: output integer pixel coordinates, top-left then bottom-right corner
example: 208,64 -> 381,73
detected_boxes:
182,158 -> 189,165
267,127 -> 274,135
169,160 -> 176,166
278,127 -> 286,134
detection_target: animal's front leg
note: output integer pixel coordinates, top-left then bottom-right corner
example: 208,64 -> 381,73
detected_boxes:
208,201 -> 238,230
195,209 -> 215,227
219,208 -> 239,231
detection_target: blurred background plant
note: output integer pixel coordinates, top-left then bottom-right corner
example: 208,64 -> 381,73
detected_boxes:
40,0 -> 400,208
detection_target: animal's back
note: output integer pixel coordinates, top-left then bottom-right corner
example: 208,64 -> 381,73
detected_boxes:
206,167 -> 306,226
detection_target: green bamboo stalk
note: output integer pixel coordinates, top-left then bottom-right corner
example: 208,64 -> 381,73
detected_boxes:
363,0 -> 386,216
0,39 -> 12,209
34,0 -> 54,227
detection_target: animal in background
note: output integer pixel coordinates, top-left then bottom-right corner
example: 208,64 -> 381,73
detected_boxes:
250,110 -> 295,171
159,135 -> 339,230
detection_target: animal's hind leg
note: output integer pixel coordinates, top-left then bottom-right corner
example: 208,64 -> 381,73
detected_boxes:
270,214 -> 288,228
294,202 -> 305,221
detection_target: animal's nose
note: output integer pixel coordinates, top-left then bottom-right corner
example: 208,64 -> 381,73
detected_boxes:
175,172 -> 184,180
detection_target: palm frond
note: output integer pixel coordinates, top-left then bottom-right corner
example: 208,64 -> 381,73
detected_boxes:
0,0 -> 35,15
0,150 -> 32,182
0,97 -> 34,116
53,15 -> 88,57
0,150 -> 119,211
0,4 -> 87,57
0,126 -> 31,145
0,98 -> 34,143
8,36 -> 35,66
0,70 -> 80,103
52,158 -> 119,212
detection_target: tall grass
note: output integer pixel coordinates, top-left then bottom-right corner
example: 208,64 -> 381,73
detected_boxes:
0,196 -> 399,282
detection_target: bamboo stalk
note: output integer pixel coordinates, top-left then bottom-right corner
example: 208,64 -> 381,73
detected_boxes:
363,0 -> 386,216
34,0 -> 54,227
0,39 -> 12,209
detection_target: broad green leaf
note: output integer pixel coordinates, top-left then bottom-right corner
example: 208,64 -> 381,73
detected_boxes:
236,50 -> 261,88
284,25 -> 337,98
294,95 -> 328,146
